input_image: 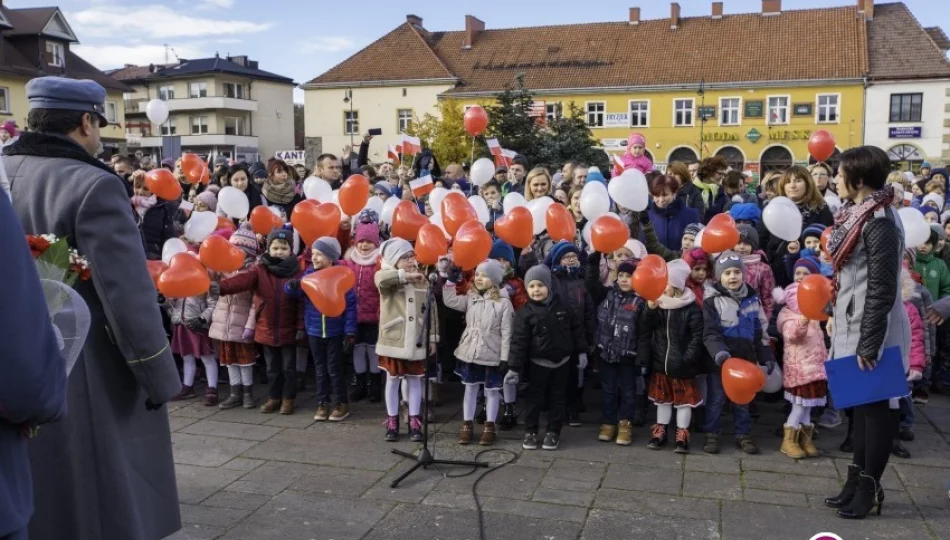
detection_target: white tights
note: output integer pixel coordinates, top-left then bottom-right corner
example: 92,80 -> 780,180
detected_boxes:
227,365 -> 254,387
182,355 -> 217,388
353,344 -> 380,374
386,375 -> 423,417
462,385 -> 501,423
656,404 -> 693,429
786,404 -> 812,429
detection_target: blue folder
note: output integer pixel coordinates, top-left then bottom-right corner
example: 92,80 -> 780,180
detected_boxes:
825,346 -> 907,409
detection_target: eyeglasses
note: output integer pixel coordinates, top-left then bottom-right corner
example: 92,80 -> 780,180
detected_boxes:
561,254 -> 580,262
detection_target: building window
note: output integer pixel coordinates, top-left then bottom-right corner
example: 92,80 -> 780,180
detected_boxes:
768,96 -> 789,125
586,102 -> 605,127
629,100 -> 649,127
105,101 -> 117,124
674,98 -> 694,127
720,97 -> 741,126
160,120 -> 175,136
223,82 -> 245,99
397,109 -> 413,133
158,85 -> 175,100
545,102 -> 561,124
190,116 -> 208,134
189,82 -> 208,98
344,110 -> 359,135
890,93 -> 923,123
46,41 -> 65,67
0,87 -> 9,113
225,117 -> 246,136
817,94 -> 839,123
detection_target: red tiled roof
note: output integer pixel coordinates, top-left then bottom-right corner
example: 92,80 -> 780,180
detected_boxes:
106,65 -> 154,81
867,3 -> 950,80
306,5 -> 870,94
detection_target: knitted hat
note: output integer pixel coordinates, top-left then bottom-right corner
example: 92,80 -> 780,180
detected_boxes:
359,208 -> 380,224
919,205 -> 940,219
547,241 -> 579,267
380,238 -> 414,268
206,184 -> 221,195
784,282 -> 801,313
628,132 -> 646,147
252,168 -> 267,180
683,248 -> 709,270
794,256 -> 819,276
728,203 -> 761,224
922,161 -> 933,170
475,259 -> 505,287
214,155 -> 229,167
586,170 -> 606,185
355,221 -> 381,246
196,191 -> 217,212
525,265 -> 552,290
0,120 -> 16,137
312,236 -> 342,262
714,251 -> 746,281
801,223 -> 826,243
230,223 -> 259,255
923,193 -> 945,210
666,259 -> 691,290
617,260 -> 637,276
265,228 -> 293,250
737,224 -> 759,251
489,240 -> 516,266
373,181 -> 392,198
160,157 -> 175,170
683,223 -> 704,238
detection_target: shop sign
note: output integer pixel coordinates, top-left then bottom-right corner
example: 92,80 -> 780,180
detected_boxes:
604,112 -> 630,128
768,129 -> 812,141
275,150 -> 305,165
793,103 -> 813,116
746,128 -> 762,143
701,132 -> 740,141
698,106 -> 716,120
601,138 -> 628,150
745,100 -> 764,118
888,126 -> 922,139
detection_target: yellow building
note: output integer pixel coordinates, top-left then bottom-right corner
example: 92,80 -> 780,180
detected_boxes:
0,5 -> 128,152
305,1 -> 880,174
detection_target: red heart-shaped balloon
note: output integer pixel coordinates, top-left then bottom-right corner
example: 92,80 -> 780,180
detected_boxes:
146,260 -> 167,289
199,164 -> 210,185
339,174 -> 370,216
632,255 -> 669,301
199,234 -> 246,273
591,215 -> 629,253
545,203 -> 576,243
249,206 -> 284,236
292,200 -> 341,247
453,221 -> 492,271
392,200 -> 428,242
702,213 -> 739,253
721,358 -> 766,405
494,207 -> 534,248
416,223 -> 449,265
302,266 -> 355,317
181,153 -> 205,185
441,192 -> 478,238
145,169 -> 182,201
798,274 -> 833,321
158,252 -> 210,298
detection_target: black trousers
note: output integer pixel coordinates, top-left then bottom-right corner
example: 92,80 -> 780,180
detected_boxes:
310,336 -> 346,406
524,361 -> 571,434
851,400 -> 897,481
1,528 -> 28,540
263,345 -> 297,400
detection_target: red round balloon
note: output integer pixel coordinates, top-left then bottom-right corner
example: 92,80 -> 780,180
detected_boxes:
463,106 -> 489,137
721,358 -> 766,405
808,129 -> 836,163
301,266 -> 355,317
820,226 -> 832,254
181,153 -> 205,185
632,255 -> 668,301
545,203 -> 576,243
416,223 -> 449,265
702,214 -> 739,253
249,206 -> 284,236
591,215 -> 629,253
145,169 -> 182,201
798,274 -> 833,321
453,221 -> 492,271
494,207 -> 534,248
339,174 -> 370,216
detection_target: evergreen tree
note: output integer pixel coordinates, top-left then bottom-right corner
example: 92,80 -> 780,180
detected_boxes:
485,77 -> 539,163
535,102 -> 611,174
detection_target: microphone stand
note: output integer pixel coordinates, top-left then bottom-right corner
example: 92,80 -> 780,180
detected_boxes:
389,274 -> 488,488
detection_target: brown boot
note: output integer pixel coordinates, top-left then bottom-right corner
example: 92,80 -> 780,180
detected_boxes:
479,422 -> 497,446
279,399 -> 295,415
260,398 -> 280,414
799,424 -> 819,457
780,425 -> 806,459
458,420 -> 474,445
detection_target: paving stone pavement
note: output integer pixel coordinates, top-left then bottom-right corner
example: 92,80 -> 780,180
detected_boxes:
163,383 -> 950,540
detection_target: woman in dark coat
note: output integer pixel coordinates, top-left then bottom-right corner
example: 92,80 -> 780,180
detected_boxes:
260,159 -> 302,219
693,156 -> 729,223
641,173 -> 701,252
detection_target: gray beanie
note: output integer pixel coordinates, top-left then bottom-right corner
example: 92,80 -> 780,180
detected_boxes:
713,250 -> 746,281
737,224 -> 759,251
311,236 -> 342,262
525,265 -> 552,290
380,238 -> 414,268
475,259 -> 505,287
684,223 -> 704,238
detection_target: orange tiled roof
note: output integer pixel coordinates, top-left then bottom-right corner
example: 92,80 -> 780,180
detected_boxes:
306,4 -> 870,94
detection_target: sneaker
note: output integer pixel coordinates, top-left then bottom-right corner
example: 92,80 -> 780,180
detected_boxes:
172,385 -> 196,401
898,428 -> 915,442
912,388 -> 929,405
313,403 -> 330,421
616,420 -> 633,446
567,412 -> 582,427
736,435 -> 759,455
384,415 -> 399,442
598,424 -> 618,442
522,432 -> 538,450
703,433 -> 720,454
674,428 -> 690,454
542,431 -> 560,451
818,409 -> 842,429
408,416 -> 424,442
647,424 -> 667,450
329,403 -> 350,422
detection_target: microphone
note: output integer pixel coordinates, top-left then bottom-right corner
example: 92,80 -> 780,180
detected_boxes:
428,273 -> 440,283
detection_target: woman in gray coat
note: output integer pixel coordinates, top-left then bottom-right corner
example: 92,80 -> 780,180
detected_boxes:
823,146 -> 910,520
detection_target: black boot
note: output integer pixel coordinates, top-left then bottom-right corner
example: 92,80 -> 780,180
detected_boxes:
498,403 -> 517,430
839,410 -> 854,452
369,373 -> 382,403
825,464 -> 861,508
891,439 -> 911,459
837,473 -> 884,519
349,373 -> 368,402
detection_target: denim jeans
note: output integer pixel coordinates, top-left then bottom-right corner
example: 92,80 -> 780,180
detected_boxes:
898,395 -> 915,431
262,345 -> 297,400
310,336 -> 346,406
702,370 -> 752,436
600,362 -> 636,425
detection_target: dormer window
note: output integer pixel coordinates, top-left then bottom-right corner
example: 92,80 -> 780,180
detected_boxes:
47,41 -> 65,68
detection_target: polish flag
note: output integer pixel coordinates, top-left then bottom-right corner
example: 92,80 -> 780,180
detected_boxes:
409,174 -> 434,198
496,149 -> 517,168
486,138 -> 502,157
387,145 -> 400,164
613,154 -> 625,169
401,135 -> 421,156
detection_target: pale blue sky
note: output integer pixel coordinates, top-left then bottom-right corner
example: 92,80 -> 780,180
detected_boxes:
14,0 -> 950,102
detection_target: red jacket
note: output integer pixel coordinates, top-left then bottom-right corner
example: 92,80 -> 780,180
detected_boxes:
219,263 -> 303,347
504,277 -> 528,310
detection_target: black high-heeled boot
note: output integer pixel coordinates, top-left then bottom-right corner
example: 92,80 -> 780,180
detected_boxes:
837,472 -> 884,519
498,403 -> 517,430
825,464 -> 861,508
839,410 -> 854,453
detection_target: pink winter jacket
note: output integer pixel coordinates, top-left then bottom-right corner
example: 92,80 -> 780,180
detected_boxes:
341,252 -> 380,324
778,284 -> 828,389
612,153 -> 654,177
742,252 -> 775,319
904,301 -> 925,373
209,266 -> 258,343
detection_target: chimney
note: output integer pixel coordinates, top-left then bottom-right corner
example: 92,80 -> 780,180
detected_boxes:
670,2 -> 680,29
406,14 -> 423,28
762,0 -> 781,16
629,7 -> 641,25
712,2 -> 723,19
463,15 -> 485,49
861,0 -> 874,21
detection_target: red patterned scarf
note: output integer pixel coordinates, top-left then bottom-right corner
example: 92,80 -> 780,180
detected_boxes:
827,184 -> 894,295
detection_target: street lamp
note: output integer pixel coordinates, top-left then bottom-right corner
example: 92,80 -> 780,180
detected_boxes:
343,89 -> 353,147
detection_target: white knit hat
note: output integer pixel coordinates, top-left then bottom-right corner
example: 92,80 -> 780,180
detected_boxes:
923,192 -> 945,211
666,259 -> 691,291
380,238 -> 414,268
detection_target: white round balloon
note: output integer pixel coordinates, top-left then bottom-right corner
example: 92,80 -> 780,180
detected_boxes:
503,192 -> 528,215
470,158 -> 495,187
429,187 -> 449,217
468,195 -> 490,225
363,195 -> 384,217
183,211 -> 218,243
331,190 -> 342,212
580,181 -> 610,221
762,196 -> 803,242
429,213 -> 452,240
760,364 -> 784,393
526,196 -> 554,236
608,168 -> 649,211
145,99 -> 169,126
161,238 -> 187,265
381,196 -> 400,225
303,176 -> 333,202
824,192 -> 842,213
899,207 -> 930,248
217,186 -> 249,220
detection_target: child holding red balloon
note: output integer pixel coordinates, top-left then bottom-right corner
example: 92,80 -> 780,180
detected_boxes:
641,259 -> 705,453
341,213 -> 383,403
776,282 -> 828,459
702,252 -> 776,455
164,275 -> 220,405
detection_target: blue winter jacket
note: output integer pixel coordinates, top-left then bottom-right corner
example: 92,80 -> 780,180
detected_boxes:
641,198 -> 701,252
286,264 -> 358,338
0,190 -> 68,537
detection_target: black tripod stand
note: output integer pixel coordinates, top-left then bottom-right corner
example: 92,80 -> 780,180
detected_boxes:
390,275 -> 488,488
